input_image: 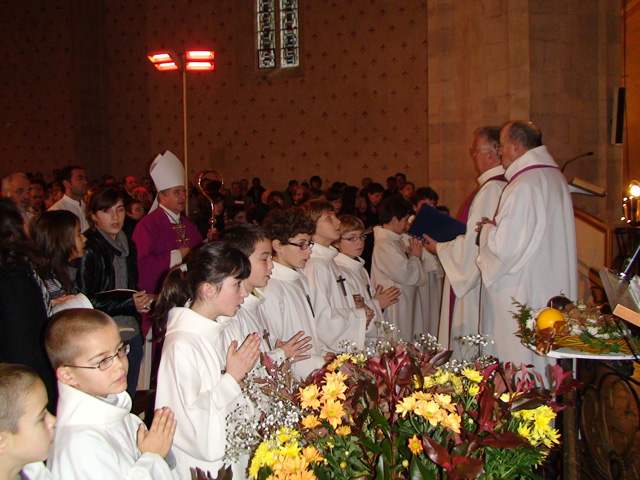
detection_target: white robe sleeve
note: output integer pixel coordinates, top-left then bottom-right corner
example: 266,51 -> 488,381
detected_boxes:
373,238 -> 436,288
157,342 -> 242,463
437,181 -> 503,298
303,258 -> 366,351
49,427 -> 179,480
477,181 -> 547,288
259,285 -> 326,378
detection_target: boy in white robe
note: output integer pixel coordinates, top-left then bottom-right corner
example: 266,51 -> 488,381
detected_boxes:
44,309 -> 180,480
219,224 -> 312,366
333,214 -> 401,343
301,200 -> 372,350
371,196 -> 441,341
0,363 -> 57,480
259,209 -> 333,379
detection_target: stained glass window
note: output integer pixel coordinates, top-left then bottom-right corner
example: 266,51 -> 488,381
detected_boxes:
256,0 -> 299,69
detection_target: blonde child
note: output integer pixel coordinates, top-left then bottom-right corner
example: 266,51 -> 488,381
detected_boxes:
300,200 -> 373,350
153,243 -> 260,479
44,309 -> 180,479
333,215 -> 401,342
0,363 -> 57,480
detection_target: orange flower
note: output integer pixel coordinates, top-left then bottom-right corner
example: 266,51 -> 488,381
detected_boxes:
299,384 -> 321,410
301,446 -> 324,464
321,378 -> 347,401
319,399 -> 345,429
301,414 -> 321,430
408,434 -> 423,455
335,425 -> 352,436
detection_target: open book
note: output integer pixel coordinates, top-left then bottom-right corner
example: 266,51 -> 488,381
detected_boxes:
407,204 -> 466,243
51,293 -> 93,315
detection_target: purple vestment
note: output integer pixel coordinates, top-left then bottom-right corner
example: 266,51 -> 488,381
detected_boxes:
132,208 -> 202,336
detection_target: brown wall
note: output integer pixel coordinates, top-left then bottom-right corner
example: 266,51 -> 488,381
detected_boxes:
0,0 -> 625,221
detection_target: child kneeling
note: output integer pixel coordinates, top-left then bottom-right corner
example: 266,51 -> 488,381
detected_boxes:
45,309 -> 180,479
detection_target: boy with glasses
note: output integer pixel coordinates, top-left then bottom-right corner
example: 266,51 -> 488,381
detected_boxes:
333,214 -> 401,343
260,209 -> 333,379
44,308 -> 180,479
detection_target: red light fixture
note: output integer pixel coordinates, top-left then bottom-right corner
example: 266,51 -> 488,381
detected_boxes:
186,61 -> 215,71
186,50 -> 215,61
148,52 -> 180,71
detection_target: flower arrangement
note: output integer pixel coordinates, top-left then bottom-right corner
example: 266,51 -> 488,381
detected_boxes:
247,337 -> 580,480
513,299 -> 637,355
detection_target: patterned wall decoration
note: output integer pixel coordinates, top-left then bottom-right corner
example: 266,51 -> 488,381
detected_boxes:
1,0 -> 77,183
105,0 -> 432,196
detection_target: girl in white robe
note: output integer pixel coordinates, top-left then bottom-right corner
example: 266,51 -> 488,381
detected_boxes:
154,243 -> 261,480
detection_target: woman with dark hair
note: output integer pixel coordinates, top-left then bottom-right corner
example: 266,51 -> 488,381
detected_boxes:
154,242 -> 260,477
77,187 -> 151,398
30,210 -> 86,304
0,198 -> 57,411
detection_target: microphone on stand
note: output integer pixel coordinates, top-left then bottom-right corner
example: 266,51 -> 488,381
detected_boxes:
561,151 -> 594,173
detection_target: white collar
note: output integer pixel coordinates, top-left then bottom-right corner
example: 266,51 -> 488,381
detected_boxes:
166,306 -> 225,334
504,145 -> 557,181
334,252 -> 365,271
310,243 -> 339,260
477,165 -> 506,185
373,225 -> 403,241
268,260 -> 303,282
55,382 -> 131,426
159,204 -> 182,224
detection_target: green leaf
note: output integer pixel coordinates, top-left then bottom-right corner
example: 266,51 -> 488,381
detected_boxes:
374,452 -> 390,480
410,456 -> 437,480
369,408 -> 391,430
359,436 -> 383,454
380,438 -> 393,463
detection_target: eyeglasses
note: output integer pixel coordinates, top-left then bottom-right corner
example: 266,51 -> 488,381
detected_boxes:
341,234 -> 367,242
285,241 -> 314,250
64,344 -> 130,371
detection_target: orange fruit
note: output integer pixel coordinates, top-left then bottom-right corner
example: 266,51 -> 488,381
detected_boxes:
536,308 -> 565,330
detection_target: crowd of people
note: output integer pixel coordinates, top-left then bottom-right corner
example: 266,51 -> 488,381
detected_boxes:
0,120 -> 577,479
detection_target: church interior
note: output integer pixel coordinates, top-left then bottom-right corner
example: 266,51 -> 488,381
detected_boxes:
2,0 -> 640,478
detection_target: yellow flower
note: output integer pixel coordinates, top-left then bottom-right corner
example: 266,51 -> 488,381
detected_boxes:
433,393 -> 454,410
335,425 -> 352,436
278,440 -> 301,458
413,400 -> 440,420
340,462 -> 347,469
468,384 -> 480,396
302,446 -> 324,464
276,427 -> 300,444
275,455 -> 308,476
435,371 -> 450,385
396,395 -> 417,417
325,370 -> 348,384
413,391 -> 433,402
301,414 -> 321,430
441,412 -> 462,434
461,367 -> 483,383
321,377 -> 347,401
327,359 -> 340,372
408,434 -> 423,455
299,384 -> 322,410
290,470 -> 316,480
319,399 -> 345,429
413,375 -> 422,389
402,459 -> 409,468
423,375 -> 436,389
